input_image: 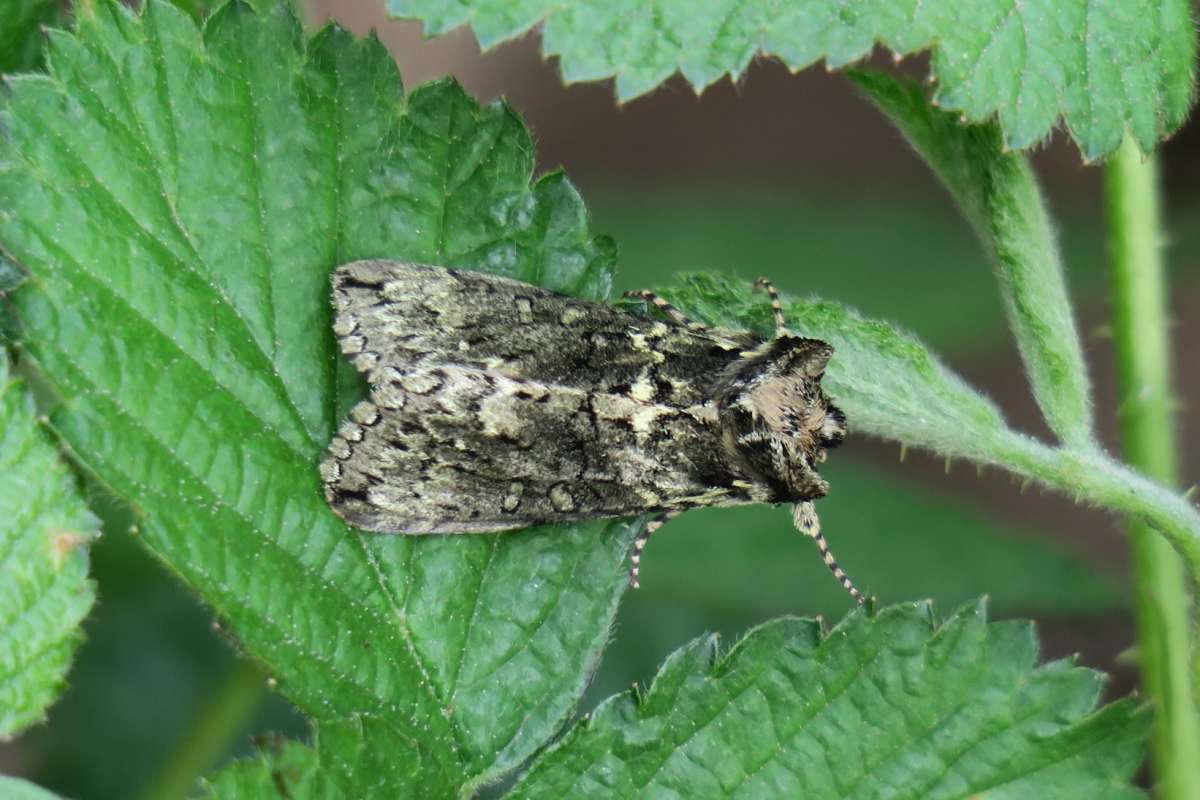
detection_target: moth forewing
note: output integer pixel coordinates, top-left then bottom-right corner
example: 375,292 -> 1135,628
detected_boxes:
321,261 -> 865,604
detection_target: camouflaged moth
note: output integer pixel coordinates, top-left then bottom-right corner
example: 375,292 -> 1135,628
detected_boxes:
320,261 -> 862,603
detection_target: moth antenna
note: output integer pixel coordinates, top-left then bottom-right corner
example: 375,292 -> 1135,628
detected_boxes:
623,289 -> 708,331
792,501 -> 865,605
628,510 -> 679,588
753,277 -> 788,336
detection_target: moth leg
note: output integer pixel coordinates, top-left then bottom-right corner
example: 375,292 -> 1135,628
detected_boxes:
623,289 -> 708,332
792,501 -> 865,605
753,277 -> 788,336
628,510 -> 680,589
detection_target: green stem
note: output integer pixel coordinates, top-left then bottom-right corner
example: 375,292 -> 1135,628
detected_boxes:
139,658 -> 268,800
1104,136 -> 1199,799
987,435 -> 1200,583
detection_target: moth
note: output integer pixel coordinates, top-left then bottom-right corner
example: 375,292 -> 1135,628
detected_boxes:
321,261 -> 864,603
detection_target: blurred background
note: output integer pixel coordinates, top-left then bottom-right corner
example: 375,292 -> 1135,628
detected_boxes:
6,1 -> 1200,797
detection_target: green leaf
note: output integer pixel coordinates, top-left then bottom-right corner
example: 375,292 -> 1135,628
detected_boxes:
852,70 -> 1095,450
200,716 -> 455,799
0,0 -> 61,73
389,0 -> 1196,161
514,601 -> 1147,798
0,0 -> 629,791
0,776 -> 65,800
0,351 -> 98,738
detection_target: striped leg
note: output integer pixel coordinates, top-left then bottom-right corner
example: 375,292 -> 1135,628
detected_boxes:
623,289 -> 708,332
628,510 -> 680,588
792,501 -> 865,605
753,277 -> 788,335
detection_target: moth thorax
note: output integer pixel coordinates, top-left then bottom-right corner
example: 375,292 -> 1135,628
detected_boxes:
747,375 -> 823,443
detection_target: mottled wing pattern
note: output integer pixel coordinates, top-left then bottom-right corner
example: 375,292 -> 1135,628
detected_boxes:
331,260 -> 756,406
322,365 -> 753,532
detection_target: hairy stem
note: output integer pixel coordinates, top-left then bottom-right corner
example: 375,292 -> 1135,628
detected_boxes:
1105,136 -> 1199,798
139,658 -> 267,800
987,435 -> 1200,583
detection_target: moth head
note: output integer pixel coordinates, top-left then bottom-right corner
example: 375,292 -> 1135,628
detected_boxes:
723,334 -> 847,499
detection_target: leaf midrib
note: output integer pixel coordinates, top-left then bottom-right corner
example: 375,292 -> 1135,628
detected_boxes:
349,533 -> 463,763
